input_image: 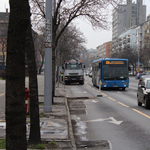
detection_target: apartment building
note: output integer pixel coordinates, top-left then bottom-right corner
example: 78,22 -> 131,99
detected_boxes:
118,26 -> 136,51
112,0 -> 146,52
96,41 -> 112,58
142,16 -> 150,49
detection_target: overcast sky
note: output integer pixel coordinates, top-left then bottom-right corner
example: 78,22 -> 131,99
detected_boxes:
1,0 -> 150,49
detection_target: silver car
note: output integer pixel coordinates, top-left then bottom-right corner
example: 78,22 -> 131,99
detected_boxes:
137,76 -> 150,109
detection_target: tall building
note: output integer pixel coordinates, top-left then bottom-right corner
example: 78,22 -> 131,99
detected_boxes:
112,0 -> 146,52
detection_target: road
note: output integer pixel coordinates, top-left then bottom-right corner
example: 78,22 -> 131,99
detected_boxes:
66,76 -> 150,150
0,75 -> 44,119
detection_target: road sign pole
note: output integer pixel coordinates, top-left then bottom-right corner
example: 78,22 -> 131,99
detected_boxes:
44,0 -> 52,112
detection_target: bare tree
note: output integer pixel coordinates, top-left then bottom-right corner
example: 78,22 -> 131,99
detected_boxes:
111,46 -> 138,75
140,36 -> 150,70
35,28 -> 45,74
29,0 -> 123,101
58,24 -> 86,62
6,0 -> 30,149
26,23 -> 41,144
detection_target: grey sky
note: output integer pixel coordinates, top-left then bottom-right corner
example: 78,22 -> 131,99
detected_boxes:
1,0 -> 150,49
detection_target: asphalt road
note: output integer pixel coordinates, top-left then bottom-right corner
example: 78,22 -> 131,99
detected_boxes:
65,76 -> 150,150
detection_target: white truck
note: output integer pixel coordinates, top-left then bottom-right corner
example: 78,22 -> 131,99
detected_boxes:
62,60 -> 85,85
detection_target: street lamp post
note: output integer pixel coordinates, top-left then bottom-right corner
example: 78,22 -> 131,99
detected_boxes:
44,0 -> 52,112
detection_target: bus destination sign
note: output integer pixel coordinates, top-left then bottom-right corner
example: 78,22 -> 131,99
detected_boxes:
106,61 -> 124,64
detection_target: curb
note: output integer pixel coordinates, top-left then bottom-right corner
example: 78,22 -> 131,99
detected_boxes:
65,91 -> 77,150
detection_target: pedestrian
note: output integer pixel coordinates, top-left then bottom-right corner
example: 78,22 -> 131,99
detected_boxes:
60,70 -> 64,82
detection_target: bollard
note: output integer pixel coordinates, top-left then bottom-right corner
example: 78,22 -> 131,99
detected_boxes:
25,87 -> 30,116
97,81 -> 103,97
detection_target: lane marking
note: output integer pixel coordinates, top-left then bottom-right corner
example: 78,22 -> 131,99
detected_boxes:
132,109 -> 150,119
102,93 -> 107,96
86,78 -> 150,121
108,97 -> 116,101
84,117 -> 123,125
118,102 -> 129,108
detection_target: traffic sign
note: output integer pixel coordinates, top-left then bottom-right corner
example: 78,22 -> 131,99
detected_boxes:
44,42 -> 52,48
137,68 -> 140,72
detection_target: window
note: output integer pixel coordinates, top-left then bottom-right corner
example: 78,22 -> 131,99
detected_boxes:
147,80 -> 150,89
132,6 -> 137,10
132,11 -> 137,14
141,80 -> 145,87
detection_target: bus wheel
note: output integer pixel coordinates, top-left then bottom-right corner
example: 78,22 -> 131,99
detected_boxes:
145,98 -> 150,109
80,81 -> 84,85
122,87 -> 126,90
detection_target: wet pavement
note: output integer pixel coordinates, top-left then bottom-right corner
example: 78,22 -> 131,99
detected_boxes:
0,76 -> 75,150
0,75 -> 111,149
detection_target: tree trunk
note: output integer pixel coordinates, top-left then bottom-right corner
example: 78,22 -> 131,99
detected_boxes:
39,56 -> 44,74
26,24 -> 41,144
52,48 -> 55,102
52,25 -> 57,103
6,0 -> 30,149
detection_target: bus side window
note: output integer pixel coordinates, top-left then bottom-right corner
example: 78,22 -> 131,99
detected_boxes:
99,62 -> 101,69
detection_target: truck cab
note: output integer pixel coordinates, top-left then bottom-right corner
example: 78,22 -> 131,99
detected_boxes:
63,60 -> 85,85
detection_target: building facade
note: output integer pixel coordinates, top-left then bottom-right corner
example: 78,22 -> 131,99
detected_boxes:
112,0 -> 146,52
96,41 -> 112,59
118,26 -> 136,51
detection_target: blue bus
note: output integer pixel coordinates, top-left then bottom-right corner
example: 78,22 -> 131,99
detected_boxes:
92,58 -> 129,90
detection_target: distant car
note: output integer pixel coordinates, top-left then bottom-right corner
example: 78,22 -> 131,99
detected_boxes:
135,72 -> 146,79
145,71 -> 150,75
86,72 -> 89,76
137,76 -> 150,109
89,71 -> 92,77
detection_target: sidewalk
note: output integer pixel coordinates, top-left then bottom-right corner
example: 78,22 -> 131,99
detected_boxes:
40,82 -> 76,149
0,75 -> 76,150
0,74 -> 110,149
27,81 -> 76,150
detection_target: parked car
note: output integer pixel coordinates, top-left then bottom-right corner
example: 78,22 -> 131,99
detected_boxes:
89,71 -> 92,77
135,72 -> 146,79
86,72 -> 89,76
145,71 -> 150,75
137,76 -> 150,109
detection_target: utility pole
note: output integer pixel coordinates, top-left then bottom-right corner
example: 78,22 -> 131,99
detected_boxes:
44,0 -> 52,112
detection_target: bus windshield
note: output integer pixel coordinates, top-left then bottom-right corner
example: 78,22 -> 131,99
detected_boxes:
65,63 -> 82,70
103,61 -> 127,80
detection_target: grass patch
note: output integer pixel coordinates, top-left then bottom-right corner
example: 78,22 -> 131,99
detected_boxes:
27,142 -> 57,149
27,113 -> 43,118
28,143 -> 46,149
26,114 -> 30,118
49,141 -> 56,146
39,113 -> 43,118
39,102 -> 44,105
0,139 -> 6,149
